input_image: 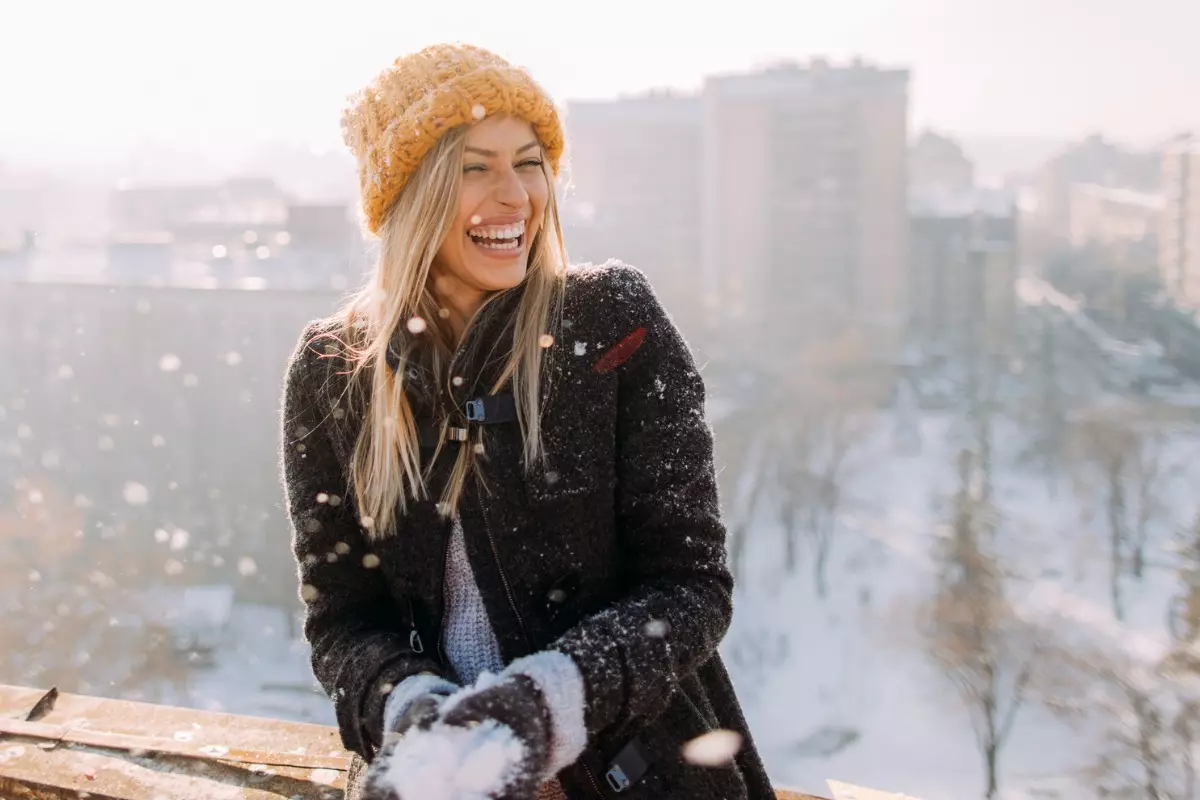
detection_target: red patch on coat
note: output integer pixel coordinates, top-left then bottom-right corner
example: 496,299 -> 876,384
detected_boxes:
593,327 -> 647,374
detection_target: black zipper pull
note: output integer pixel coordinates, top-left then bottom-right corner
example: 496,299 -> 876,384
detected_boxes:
403,596 -> 425,654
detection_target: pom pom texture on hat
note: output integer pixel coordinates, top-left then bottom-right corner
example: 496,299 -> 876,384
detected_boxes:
341,43 -> 565,235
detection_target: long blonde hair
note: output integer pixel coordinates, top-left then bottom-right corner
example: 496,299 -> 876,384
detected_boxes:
334,124 -> 567,540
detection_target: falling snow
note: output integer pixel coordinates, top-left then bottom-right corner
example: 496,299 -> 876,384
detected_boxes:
682,729 -> 743,767
122,482 -> 150,506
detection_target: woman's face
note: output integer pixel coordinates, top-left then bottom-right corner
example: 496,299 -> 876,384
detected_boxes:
431,115 -> 549,314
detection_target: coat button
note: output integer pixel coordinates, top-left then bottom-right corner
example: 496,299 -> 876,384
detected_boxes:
545,572 -> 581,613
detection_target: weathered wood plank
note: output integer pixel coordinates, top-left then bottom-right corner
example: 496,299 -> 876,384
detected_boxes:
0,684 -> 346,799
1,684 -> 911,800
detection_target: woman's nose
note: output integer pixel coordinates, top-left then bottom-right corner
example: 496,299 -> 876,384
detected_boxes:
493,168 -> 528,209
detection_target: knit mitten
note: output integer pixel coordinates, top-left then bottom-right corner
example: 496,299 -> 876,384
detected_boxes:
361,674 -> 460,800
362,674 -> 551,800
438,673 -> 553,800
363,652 -> 587,800
382,673 -> 459,740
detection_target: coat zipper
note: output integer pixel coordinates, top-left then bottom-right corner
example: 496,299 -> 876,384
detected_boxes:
476,491 -> 533,651
434,516 -> 452,667
582,762 -> 606,798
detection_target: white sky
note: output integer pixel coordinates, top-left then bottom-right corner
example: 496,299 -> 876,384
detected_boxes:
2,0 -> 1197,161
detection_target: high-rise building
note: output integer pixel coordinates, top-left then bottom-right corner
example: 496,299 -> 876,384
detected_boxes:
701,59 -> 910,351
562,93 -> 704,339
1161,137 -> 1200,308
909,189 -> 1019,360
1068,183 -> 1162,272
563,60 -> 908,353
909,130 -> 975,199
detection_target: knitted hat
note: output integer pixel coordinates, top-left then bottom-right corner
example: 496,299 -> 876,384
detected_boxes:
341,44 -> 565,235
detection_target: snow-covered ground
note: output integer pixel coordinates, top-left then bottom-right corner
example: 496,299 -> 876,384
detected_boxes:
728,409 -> 1200,799
168,603 -> 333,726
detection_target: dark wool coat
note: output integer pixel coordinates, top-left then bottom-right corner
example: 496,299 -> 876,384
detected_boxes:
280,262 -> 773,799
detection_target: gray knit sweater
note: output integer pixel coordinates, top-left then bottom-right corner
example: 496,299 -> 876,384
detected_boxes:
440,517 -> 504,684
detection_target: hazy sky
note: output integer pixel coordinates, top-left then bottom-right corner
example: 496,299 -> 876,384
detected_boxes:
2,0 -> 1196,162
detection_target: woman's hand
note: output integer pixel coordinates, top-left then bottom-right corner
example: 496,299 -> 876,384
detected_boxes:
437,674 -> 552,798
361,673 -> 553,800
381,673 -> 459,740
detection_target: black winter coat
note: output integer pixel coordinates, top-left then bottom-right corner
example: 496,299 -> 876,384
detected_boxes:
280,262 -> 773,799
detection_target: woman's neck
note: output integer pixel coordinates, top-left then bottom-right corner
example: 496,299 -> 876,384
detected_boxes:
429,269 -> 487,346
438,290 -> 486,346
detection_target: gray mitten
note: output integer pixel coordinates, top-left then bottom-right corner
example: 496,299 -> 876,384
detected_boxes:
437,674 -> 553,800
362,653 -> 586,800
383,673 -> 459,739
362,674 -> 459,800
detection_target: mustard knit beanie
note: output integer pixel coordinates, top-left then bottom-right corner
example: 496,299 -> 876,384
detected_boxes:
341,43 -> 565,235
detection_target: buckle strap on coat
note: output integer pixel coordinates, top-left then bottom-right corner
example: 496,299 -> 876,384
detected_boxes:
604,738 -> 651,793
416,393 -> 517,450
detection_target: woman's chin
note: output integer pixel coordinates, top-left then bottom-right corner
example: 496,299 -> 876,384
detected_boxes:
466,259 -> 529,292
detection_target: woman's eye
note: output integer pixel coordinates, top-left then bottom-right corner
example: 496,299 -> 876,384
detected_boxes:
463,164 -> 486,174
517,159 -> 544,169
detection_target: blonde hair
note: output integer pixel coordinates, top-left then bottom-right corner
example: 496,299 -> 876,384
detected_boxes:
333,124 -> 567,540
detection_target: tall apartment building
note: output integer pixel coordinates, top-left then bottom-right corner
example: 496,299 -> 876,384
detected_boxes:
1068,183 -> 1162,272
1161,137 -> 1200,308
909,130 -> 975,198
562,93 -> 704,340
563,59 -> 909,353
701,59 -> 910,351
909,189 -> 1019,360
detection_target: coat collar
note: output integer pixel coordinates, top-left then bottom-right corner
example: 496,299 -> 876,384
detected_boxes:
384,281 -> 530,423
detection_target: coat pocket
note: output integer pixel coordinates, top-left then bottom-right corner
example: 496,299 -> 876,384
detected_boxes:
571,691 -> 749,799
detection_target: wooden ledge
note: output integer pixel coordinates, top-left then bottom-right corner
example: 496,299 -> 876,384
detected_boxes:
0,684 -> 910,799
0,684 -> 347,799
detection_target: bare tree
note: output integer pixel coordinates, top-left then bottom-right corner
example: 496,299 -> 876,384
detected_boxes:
713,330 -> 880,594
1048,641 -> 1200,799
1068,407 -> 1178,619
774,405 -> 864,597
1013,314 -> 1063,491
1167,515 -> 1200,646
920,450 -> 1041,800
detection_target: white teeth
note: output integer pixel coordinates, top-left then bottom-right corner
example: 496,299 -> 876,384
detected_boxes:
474,238 -> 520,251
468,219 -> 525,240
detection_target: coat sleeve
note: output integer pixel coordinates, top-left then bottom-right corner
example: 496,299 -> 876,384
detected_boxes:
549,265 -> 735,738
280,322 -> 451,761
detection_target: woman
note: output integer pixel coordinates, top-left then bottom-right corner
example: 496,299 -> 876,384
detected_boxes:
280,44 -> 772,800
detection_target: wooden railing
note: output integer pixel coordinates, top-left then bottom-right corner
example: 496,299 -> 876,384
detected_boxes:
0,684 -> 906,799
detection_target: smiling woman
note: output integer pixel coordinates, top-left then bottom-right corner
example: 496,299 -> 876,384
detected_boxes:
281,43 -> 772,800
433,117 -> 551,332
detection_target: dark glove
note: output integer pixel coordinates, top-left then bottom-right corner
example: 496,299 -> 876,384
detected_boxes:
390,692 -> 444,737
362,674 -> 459,800
437,674 -> 553,800
380,673 -> 459,741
